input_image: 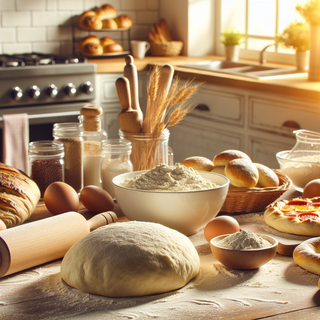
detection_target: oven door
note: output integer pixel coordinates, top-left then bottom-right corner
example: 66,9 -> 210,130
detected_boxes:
0,102 -> 87,162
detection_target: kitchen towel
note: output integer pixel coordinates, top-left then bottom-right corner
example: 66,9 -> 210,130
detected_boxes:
3,113 -> 29,173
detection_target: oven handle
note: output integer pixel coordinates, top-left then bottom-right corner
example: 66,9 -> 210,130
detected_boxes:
0,111 -> 81,122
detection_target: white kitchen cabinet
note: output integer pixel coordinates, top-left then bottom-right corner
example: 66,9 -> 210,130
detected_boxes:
95,72 -> 148,139
169,80 -> 320,168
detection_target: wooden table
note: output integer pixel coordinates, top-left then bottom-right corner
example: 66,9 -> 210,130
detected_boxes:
1,190 -> 320,320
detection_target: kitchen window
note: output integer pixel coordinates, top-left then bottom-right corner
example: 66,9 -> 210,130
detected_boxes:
215,0 -> 302,65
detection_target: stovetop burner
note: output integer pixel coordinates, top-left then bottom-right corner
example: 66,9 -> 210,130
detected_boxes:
0,53 -> 87,68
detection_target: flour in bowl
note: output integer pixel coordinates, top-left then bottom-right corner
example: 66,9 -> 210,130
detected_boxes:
120,164 -> 219,191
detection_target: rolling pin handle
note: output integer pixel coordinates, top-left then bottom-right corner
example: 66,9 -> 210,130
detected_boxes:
87,211 -> 118,231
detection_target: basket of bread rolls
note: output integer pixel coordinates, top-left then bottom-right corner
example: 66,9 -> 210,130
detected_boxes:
78,4 -> 133,30
180,150 -> 292,214
148,19 -> 183,56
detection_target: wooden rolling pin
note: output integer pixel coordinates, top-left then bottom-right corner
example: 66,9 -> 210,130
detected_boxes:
0,211 -> 117,278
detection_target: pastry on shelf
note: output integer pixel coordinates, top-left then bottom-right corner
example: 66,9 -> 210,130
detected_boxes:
115,14 -> 133,28
79,36 -> 103,56
78,10 -> 102,30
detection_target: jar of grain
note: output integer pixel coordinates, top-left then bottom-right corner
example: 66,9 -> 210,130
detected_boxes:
53,123 -> 83,193
101,139 -> 133,198
79,106 -> 108,187
28,140 -> 64,199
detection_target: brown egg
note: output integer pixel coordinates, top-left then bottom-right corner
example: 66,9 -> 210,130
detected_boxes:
44,182 -> 79,215
0,219 -> 7,231
80,185 -> 114,214
204,216 -> 240,242
303,179 -> 320,198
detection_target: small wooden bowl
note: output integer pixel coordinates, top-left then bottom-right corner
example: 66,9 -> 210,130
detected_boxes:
210,234 -> 278,270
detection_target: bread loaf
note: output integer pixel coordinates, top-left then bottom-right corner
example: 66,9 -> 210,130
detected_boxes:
254,163 -> 279,187
0,162 -> 40,228
213,150 -> 251,167
180,156 -> 214,171
79,36 -> 103,56
101,18 -> 118,29
115,14 -> 133,28
78,11 -> 102,30
96,4 -> 117,21
103,43 -> 123,53
100,37 -> 116,47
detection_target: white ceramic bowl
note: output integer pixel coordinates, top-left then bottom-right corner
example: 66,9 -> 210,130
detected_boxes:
276,150 -> 320,192
112,171 -> 229,235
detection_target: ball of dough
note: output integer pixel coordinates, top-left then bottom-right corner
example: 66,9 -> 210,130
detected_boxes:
61,221 -> 200,297
180,156 -> 214,171
225,159 -> 259,188
213,150 -> 251,167
254,163 -> 279,187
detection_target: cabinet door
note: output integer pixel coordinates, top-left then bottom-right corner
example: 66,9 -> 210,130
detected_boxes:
169,117 -> 244,163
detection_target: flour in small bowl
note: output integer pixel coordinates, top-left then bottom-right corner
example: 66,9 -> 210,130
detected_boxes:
119,164 -> 219,191
215,230 -> 272,250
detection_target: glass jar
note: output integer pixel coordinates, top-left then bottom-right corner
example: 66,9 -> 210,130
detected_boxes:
119,128 -> 173,171
28,140 -> 64,199
79,109 -> 108,187
53,122 -> 83,193
101,139 -> 133,198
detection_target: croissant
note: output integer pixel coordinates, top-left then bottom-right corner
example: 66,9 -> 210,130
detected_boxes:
0,162 -> 40,228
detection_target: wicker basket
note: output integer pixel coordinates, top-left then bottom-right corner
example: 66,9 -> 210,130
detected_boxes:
220,170 -> 292,214
149,41 -> 183,57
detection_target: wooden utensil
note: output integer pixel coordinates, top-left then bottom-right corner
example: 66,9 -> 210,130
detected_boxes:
123,55 -> 143,123
143,64 -> 174,133
0,211 -> 117,277
116,77 -> 142,133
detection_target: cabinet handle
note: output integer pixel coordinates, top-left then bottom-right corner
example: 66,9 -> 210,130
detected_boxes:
282,120 -> 301,130
195,104 -> 210,111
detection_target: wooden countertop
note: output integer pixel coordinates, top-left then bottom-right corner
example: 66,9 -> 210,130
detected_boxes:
1,189 -> 320,319
89,55 -> 320,101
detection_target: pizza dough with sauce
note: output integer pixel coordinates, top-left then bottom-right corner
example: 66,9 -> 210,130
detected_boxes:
60,221 -> 200,297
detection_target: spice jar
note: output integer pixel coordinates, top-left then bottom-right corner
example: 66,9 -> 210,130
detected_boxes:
119,128 -> 173,171
53,122 -> 83,193
79,106 -> 108,187
28,140 -> 64,199
101,139 -> 133,198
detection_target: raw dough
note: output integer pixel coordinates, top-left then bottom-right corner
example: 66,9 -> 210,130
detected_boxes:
60,221 -> 200,297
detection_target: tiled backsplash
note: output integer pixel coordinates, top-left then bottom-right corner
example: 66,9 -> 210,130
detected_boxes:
0,0 -> 160,55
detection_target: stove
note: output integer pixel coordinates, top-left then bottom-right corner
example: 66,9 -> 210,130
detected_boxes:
0,53 -> 97,161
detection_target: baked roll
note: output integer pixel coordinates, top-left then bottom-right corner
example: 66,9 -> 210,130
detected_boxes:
115,14 -> 133,28
0,162 -> 40,228
180,156 -> 214,171
103,43 -> 123,53
96,4 -> 117,21
101,18 -> 118,29
78,11 -> 102,30
79,36 -> 103,56
100,37 -> 116,47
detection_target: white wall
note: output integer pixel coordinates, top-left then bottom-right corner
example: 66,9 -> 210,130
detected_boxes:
0,0 -> 161,55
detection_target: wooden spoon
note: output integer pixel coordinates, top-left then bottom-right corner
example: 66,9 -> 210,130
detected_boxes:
124,55 -> 143,123
143,64 -> 174,133
116,77 -> 142,133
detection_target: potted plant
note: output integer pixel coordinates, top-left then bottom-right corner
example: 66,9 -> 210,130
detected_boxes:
220,28 -> 245,61
276,20 -> 310,71
295,0 -> 320,80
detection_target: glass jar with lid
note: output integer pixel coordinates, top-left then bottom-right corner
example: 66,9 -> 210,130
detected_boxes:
53,122 -> 83,193
101,139 -> 133,198
79,106 -> 108,187
28,140 -> 64,199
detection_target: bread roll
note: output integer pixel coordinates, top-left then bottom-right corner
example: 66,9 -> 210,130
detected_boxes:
101,18 -> 118,29
115,14 -> 133,28
103,43 -> 123,53
213,150 -> 251,167
0,162 -> 40,228
78,11 -> 102,30
254,163 -> 279,187
180,156 -> 214,171
79,36 -> 103,56
100,37 -> 116,47
225,159 -> 259,188
96,4 -> 117,20
211,166 -> 226,176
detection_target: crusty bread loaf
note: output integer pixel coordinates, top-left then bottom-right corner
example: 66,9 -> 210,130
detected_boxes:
79,36 -> 103,56
180,156 -> 214,171
0,162 -> 40,228
213,150 -> 251,167
115,14 -> 133,28
225,159 -> 259,188
96,4 -> 117,20
78,11 -> 102,30
103,43 -> 123,53
101,18 -> 118,29
254,163 -> 279,187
